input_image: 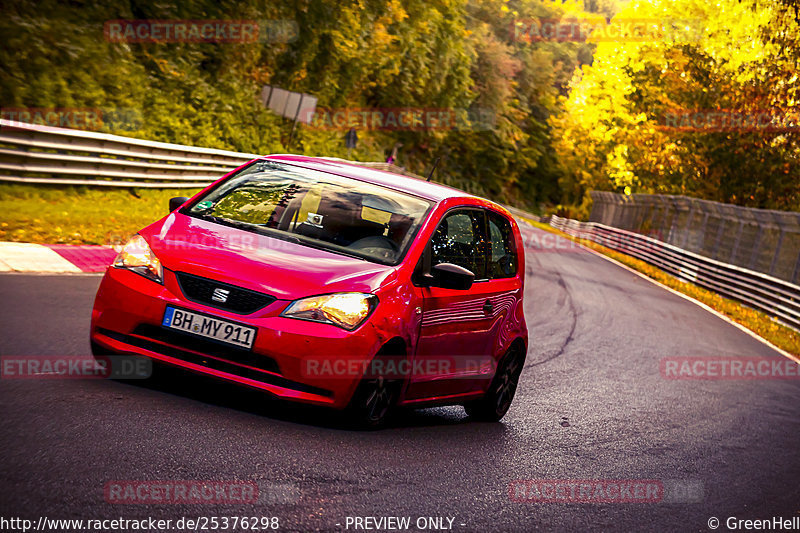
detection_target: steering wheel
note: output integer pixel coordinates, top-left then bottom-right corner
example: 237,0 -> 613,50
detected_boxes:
348,236 -> 399,260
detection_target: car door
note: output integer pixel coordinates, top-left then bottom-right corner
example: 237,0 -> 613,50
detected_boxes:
484,209 -> 523,358
406,208 -> 508,400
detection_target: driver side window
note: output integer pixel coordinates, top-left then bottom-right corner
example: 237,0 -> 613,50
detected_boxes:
430,209 -> 487,280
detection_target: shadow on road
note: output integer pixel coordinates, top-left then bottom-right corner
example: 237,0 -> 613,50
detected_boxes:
112,360 -> 488,432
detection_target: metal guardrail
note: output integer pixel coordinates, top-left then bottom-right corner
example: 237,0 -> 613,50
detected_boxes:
0,119 -> 258,188
0,121 -> 440,189
590,191 -> 800,284
550,215 -> 800,331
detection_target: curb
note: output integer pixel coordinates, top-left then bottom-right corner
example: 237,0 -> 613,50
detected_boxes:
0,242 -> 116,273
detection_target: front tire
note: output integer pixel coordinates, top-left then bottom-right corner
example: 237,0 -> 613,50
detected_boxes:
347,346 -> 405,429
90,338 -> 159,382
348,374 -> 400,429
90,339 -> 111,358
465,344 -> 525,422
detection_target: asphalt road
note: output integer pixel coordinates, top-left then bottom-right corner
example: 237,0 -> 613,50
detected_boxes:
1,225 -> 799,532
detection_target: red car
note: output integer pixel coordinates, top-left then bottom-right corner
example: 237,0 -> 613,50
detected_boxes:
91,156 -> 527,427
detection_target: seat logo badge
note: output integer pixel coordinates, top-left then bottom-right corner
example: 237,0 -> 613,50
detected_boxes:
212,288 -> 230,303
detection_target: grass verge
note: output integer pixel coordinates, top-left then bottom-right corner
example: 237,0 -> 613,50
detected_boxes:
0,184 -> 201,245
522,218 -> 800,358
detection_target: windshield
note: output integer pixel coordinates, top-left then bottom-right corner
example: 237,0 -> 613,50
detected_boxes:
182,160 -> 434,265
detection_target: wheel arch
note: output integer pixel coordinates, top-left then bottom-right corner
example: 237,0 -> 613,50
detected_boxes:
376,336 -> 407,356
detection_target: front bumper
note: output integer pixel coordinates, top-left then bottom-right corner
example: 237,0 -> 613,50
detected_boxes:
90,267 -> 382,409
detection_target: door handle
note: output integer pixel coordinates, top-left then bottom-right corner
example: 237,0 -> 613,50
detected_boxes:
482,300 -> 493,314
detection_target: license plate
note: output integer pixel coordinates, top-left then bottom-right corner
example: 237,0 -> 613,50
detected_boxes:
162,306 -> 256,350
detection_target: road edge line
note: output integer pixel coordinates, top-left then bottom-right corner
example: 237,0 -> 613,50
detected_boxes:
569,235 -> 800,365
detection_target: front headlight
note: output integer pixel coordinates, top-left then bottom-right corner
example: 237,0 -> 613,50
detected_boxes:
281,293 -> 378,330
113,234 -> 163,283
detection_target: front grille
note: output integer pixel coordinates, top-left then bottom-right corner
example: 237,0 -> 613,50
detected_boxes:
175,272 -> 275,314
98,326 -> 333,398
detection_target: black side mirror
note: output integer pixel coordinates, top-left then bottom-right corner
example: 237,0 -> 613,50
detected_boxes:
169,196 -> 189,212
430,263 -> 474,290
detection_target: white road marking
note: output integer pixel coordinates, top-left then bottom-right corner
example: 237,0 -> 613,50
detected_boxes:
558,232 -> 800,365
0,242 -> 82,273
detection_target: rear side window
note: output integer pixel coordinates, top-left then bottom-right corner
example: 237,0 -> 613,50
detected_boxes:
487,211 -> 518,279
430,210 -> 488,280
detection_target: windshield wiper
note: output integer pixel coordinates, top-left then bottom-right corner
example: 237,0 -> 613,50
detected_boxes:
201,214 -> 258,232
206,215 -> 309,246
288,236 -> 370,262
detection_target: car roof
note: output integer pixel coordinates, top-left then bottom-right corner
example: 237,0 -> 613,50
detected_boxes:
262,155 -> 477,203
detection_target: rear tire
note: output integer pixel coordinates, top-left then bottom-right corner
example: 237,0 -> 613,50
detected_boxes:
465,344 -> 525,422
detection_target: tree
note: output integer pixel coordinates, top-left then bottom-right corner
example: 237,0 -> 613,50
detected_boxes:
551,0 -> 800,212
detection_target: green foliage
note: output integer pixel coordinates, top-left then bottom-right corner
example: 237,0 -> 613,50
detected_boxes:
551,0 -> 800,212
0,0 -> 288,152
0,0 -> 607,213
8,0 -> 793,216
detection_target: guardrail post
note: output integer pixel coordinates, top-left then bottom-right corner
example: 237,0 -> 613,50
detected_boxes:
646,196 -> 659,231
697,210 -> 710,253
748,224 -> 765,271
769,229 -> 785,276
681,200 -> 696,249
712,217 -> 727,260
793,250 -> 800,284
659,195 -> 671,235
729,220 -> 745,264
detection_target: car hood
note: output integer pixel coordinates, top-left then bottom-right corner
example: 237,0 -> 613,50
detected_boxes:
141,213 -> 398,301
